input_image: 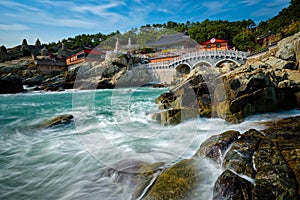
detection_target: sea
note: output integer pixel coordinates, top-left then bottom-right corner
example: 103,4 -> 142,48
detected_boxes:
1,87 -> 300,200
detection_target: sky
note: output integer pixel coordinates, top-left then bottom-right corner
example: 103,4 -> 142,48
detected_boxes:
0,0 -> 291,48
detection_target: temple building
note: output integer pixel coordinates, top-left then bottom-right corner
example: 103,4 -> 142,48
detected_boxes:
257,31 -> 281,48
200,38 -> 231,50
66,48 -> 105,66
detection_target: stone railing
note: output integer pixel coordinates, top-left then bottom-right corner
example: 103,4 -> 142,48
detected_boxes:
143,50 -> 248,69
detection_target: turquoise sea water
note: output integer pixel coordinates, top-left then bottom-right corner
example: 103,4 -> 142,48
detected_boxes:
1,88 -> 300,200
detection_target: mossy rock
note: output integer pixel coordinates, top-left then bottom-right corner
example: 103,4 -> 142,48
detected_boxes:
143,159 -> 198,200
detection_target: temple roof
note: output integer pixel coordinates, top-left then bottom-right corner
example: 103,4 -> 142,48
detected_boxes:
257,30 -> 277,41
200,38 -> 229,45
146,33 -> 190,47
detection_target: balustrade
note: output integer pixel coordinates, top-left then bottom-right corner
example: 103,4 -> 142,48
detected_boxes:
142,50 -> 247,69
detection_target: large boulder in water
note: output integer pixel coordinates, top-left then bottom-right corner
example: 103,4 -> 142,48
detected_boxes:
39,114 -> 74,128
142,159 -> 198,200
100,159 -> 165,200
0,74 -> 24,94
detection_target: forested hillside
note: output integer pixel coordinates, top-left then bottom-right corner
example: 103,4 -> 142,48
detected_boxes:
46,0 -> 300,53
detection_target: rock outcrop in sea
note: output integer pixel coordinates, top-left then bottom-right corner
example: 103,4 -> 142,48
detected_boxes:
154,32 -> 300,124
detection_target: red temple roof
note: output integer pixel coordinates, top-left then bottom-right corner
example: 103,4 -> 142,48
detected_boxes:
200,38 -> 228,45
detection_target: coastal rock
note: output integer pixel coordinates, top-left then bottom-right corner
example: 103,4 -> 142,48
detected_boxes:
23,74 -> 44,86
193,130 -> 240,165
39,76 -> 66,91
222,129 -> 262,178
142,159 -> 198,200
100,159 -> 165,200
154,68 -> 219,124
264,56 -> 296,70
0,74 -> 24,94
152,108 -> 199,126
253,138 -> 298,200
39,114 -> 74,128
197,116 -> 300,199
116,66 -> 152,87
213,169 -> 253,200
275,32 -> 300,62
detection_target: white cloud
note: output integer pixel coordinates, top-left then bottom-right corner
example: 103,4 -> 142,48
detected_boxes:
240,0 -> 261,6
198,1 -> 231,18
58,19 -> 98,28
250,0 -> 290,18
0,24 -> 30,31
0,0 -> 40,12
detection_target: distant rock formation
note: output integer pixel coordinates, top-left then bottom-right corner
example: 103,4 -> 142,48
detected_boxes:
21,39 -> 31,56
0,38 -> 45,62
33,39 -> 42,56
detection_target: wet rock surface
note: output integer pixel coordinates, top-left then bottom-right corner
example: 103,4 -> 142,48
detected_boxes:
213,169 -> 253,200
196,116 -> 300,200
142,159 -> 199,200
193,130 -> 240,165
38,114 -> 74,128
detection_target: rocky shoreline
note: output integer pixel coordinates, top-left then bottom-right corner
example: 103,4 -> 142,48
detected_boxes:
92,115 -> 299,200
0,53 -> 158,94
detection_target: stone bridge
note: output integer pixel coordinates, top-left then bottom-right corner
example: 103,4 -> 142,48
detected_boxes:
141,50 -> 248,84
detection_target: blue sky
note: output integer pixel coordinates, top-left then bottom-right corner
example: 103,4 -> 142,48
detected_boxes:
0,0 -> 290,48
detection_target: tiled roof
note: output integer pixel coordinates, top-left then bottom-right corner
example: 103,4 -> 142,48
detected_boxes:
257,31 -> 277,41
146,33 -> 190,47
200,38 -> 228,45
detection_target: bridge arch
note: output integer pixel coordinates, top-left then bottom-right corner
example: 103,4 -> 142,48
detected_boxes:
214,58 -> 240,68
192,60 -> 213,69
175,63 -> 192,79
175,63 -> 192,75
